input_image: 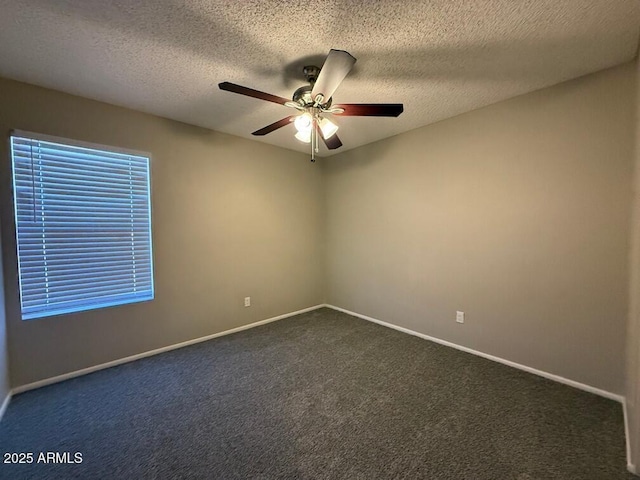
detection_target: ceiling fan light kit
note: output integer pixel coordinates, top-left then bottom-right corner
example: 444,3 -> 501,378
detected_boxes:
294,112 -> 313,134
318,117 -> 339,139
219,49 -> 404,162
294,130 -> 311,143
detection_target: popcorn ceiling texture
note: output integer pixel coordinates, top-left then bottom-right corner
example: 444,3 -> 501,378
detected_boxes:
0,0 -> 637,156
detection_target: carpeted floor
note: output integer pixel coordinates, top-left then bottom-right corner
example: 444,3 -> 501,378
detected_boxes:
0,308 -> 633,479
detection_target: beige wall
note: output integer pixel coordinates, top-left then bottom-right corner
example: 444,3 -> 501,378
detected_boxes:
324,62 -> 635,395
626,55 -> 640,474
0,226 -> 9,404
0,78 -> 325,387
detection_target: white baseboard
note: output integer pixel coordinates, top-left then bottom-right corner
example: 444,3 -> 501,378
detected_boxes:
12,304 -> 324,395
0,391 -> 11,422
326,304 -> 624,403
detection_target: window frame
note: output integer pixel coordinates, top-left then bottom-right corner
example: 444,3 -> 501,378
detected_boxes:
9,130 -> 155,320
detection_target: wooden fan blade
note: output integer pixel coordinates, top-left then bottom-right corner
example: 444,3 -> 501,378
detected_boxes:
219,82 -> 290,106
252,116 -> 295,136
321,132 -> 343,150
334,104 -> 404,117
311,50 -> 356,102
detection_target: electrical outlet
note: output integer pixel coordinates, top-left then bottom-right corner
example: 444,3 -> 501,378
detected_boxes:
456,311 -> 464,324
244,297 -> 251,307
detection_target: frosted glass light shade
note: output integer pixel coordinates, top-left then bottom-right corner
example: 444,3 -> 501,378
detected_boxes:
294,113 -> 313,133
319,118 -> 339,139
295,130 -> 311,143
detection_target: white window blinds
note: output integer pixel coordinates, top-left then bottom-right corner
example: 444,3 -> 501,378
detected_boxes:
10,133 -> 154,320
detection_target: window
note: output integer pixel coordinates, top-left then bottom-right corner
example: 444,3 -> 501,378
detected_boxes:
10,132 -> 154,320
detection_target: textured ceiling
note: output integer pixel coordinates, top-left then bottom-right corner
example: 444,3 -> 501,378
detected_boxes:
0,1 -> 638,157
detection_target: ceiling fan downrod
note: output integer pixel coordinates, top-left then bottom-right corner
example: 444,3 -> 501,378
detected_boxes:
303,65 -> 320,85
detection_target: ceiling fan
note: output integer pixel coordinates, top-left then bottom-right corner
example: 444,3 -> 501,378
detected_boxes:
219,49 -> 404,162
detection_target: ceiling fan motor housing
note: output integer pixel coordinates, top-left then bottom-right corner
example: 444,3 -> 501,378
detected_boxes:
293,83 -> 332,109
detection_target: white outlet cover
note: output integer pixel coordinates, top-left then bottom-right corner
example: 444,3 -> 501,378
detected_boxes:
456,311 -> 465,323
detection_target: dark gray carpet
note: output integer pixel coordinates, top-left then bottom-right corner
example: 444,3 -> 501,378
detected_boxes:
0,308 -> 632,479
